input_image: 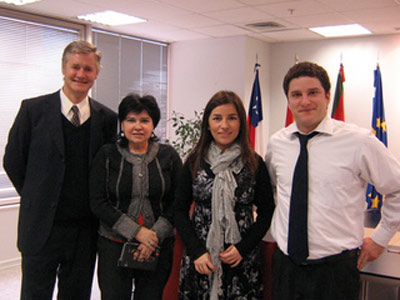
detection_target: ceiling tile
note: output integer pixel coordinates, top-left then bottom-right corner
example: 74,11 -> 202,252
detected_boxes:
158,0 -> 245,13
158,29 -> 211,42
257,0 -> 334,18
116,20 -> 179,32
239,0 -> 300,5
162,13 -> 222,29
194,24 -> 252,37
9,0 -> 102,18
78,0 -> 157,9
287,12 -> 352,27
261,28 -> 322,41
107,20 -> 180,41
360,20 -> 400,34
203,6 -> 274,23
120,2 -> 192,21
316,0 -> 398,12
248,32 -> 280,43
341,7 -> 400,23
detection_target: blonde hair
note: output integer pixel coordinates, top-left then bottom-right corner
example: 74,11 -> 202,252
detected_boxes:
62,40 -> 101,71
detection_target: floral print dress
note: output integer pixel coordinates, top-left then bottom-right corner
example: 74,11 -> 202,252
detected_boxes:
176,157 -> 273,300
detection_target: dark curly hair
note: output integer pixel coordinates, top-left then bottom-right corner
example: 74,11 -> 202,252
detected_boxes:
283,62 -> 331,97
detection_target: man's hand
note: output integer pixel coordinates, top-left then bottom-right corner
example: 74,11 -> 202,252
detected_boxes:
357,237 -> 385,270
194,252 -> 217,275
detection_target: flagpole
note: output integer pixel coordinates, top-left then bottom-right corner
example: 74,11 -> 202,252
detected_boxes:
377,52 -> 380,68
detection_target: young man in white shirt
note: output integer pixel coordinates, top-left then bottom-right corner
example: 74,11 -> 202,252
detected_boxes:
266,61 -> 400,300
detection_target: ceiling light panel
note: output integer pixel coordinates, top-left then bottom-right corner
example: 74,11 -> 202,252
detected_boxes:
77,10 -> 147,26
0,0 -> 41,5
309,24 -> 371,37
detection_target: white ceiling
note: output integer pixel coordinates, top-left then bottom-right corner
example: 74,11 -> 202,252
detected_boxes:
1,0 -> 400,43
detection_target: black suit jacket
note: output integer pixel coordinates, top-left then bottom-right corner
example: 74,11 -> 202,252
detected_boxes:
3,91 -> 118,255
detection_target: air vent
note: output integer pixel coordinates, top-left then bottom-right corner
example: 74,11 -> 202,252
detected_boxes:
246,21 -> 285,30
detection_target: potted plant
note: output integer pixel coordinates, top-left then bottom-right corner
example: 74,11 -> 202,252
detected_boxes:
167,110 -> 203,159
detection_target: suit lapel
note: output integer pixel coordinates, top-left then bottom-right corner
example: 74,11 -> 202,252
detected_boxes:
46,91 -> 65,158
45,95 -> 106,164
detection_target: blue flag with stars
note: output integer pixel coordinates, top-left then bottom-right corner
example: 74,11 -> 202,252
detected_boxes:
366,66 -> 387,211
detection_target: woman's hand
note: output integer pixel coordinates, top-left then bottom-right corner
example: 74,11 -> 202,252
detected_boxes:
135,227 -> 159,251
194,252 -> 217,275
133,243 -> 154,262
220,245 -> 242,267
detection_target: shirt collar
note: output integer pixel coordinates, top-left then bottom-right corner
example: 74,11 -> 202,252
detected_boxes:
59,89 -> 91,121
289,115 -> 334,137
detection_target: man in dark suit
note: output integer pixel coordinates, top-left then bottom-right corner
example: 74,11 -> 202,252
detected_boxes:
3,40 -> 117,300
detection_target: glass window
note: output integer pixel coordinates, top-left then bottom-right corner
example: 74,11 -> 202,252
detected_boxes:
0,15 -> 169,207
92,30 -> 168,140
0,14 -> 80,205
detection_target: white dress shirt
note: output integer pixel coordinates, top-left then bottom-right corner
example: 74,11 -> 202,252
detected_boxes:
266,116 -> 400,259
60,89 -> 91,124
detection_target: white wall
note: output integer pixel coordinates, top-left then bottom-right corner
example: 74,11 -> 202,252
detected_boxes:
169,36 -> 247,118
168,35 -> 271,157
269,34 -> 400,160
0,205 -> 20,269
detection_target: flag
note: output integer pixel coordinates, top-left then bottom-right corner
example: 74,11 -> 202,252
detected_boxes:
331,64 -> 345,121
247,63 -> 263,151
285,106 -> 294,127
366,66 -> 387,211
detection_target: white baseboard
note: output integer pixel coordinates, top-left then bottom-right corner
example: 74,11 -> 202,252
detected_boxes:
0,257 -> 21,270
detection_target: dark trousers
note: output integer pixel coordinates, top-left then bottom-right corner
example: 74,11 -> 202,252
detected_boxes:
20,222 -> 97,300
97,236 -> 174,300
272,248 -> 360,300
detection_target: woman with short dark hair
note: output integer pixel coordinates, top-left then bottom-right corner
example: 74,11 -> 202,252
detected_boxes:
90,93 -> 182,300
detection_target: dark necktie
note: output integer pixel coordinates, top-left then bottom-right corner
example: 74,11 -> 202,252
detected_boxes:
70,105 -> 80,127
288,131 -> 318,265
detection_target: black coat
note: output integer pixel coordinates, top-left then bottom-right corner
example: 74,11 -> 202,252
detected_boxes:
89,142 -> 182,242
3,91 -> 117,255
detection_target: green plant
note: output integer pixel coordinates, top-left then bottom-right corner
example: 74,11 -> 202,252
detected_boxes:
167,110 -> 203,159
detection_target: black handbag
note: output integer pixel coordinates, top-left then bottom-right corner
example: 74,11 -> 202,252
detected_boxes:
117,241 -> 160,271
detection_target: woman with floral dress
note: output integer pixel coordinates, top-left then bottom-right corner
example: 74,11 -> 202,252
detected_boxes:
174,90 -> 275,299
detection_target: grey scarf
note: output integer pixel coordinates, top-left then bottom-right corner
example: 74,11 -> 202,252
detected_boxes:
205,142 -> 243,300
117,142 -> 160,228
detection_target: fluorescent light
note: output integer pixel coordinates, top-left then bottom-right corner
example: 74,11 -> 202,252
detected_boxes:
309,24 -> 371,37
77,10 -> 147,26
0,0 -> 41,5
